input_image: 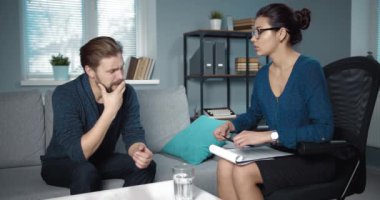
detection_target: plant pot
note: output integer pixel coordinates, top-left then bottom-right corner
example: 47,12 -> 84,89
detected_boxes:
210,19 -> 222,30
53,65 -> 69,80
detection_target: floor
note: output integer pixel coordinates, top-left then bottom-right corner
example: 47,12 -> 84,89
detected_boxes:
347,166 -> 380,200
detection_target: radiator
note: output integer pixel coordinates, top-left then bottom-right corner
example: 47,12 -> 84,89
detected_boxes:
367,93 -> 380,148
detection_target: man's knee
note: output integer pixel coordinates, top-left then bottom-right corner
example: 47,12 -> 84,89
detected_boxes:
71,161 -> 101,194
144,160 -> 157,177
123,160 -> 156,187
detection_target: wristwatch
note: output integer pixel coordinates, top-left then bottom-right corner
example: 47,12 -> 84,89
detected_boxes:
271,131 -> 279,142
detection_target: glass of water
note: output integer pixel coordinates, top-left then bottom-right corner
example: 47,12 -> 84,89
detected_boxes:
173,163 -> 194,200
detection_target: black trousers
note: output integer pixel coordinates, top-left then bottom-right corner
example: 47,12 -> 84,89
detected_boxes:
41,153 -> 156,195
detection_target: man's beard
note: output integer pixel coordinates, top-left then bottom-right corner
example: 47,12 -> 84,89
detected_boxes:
97,80 -> 123,93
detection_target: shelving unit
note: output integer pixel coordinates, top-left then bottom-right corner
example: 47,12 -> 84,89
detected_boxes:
183,29 -> 254,113
21,79 -> 160,86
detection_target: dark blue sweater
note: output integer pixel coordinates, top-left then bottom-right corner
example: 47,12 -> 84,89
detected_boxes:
232,55 -> 333,149
44,74 -> 145,162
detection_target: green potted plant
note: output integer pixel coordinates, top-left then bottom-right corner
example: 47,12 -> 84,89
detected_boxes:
50,53 -> 70,80
210,10 -> 223,30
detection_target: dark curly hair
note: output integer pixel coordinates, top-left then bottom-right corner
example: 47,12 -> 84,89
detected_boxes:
256,3 -> 311,45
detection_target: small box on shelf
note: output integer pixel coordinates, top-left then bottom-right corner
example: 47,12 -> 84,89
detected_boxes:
204,107 -> 237,120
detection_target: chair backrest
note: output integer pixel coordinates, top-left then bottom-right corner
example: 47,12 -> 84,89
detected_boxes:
324,56 -> 380,153
324,56 -> 380,195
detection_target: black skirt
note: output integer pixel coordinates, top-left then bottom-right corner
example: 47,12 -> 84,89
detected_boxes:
256,154 -> 336,195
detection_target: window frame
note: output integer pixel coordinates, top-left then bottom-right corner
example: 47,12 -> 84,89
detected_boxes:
20,0 -> 156,85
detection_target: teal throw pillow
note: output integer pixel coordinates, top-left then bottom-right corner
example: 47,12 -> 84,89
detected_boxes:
161,115 -> 226,165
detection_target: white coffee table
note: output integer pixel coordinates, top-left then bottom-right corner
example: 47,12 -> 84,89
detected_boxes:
45,180 -> 219,200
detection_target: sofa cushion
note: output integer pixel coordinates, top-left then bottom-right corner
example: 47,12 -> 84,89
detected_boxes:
161,116 -> 225,165
0,90 -> 45,168
0,165 -> 124,200
136,86 -> 190,153
44,90 -> 54,149
0,166 -> 69,200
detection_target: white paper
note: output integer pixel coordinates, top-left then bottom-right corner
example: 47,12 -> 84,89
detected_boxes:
209,145 -> 239,164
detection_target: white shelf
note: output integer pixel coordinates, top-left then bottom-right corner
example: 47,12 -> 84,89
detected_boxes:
125,79 -> 160,85
21,79 -> 160,86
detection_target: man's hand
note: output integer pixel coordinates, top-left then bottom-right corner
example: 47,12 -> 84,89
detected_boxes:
98,81 -> 125,118
129,143 -> 153,169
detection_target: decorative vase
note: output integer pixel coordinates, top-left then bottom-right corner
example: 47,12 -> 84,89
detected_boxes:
210,19 -> 222,30
53,65 -> 69,80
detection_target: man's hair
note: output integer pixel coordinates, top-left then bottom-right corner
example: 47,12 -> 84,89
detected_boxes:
80,36 -> 123,70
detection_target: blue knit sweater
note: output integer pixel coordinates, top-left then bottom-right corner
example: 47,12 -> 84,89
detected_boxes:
43,74 -> 145,162
232,55 -> 333,149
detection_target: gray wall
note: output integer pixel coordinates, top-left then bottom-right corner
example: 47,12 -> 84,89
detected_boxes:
1,0 -> 380,168
0,0 -> 351,93
156,0 -> 351,113
0,0 -> 23,92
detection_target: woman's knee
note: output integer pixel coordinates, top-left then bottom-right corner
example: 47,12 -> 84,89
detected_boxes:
217,159 -> 235,179
232,163 -> 262,184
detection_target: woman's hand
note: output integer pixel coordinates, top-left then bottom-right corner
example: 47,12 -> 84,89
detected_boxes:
232,131 -> 272,148
213,121 -> 235,141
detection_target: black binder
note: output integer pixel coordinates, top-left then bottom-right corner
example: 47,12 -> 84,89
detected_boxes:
214,41 -> 226,75
189,40 -> 214,75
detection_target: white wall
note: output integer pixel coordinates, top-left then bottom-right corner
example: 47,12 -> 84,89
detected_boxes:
351,0 -> 378,57
352,0 -> 380,148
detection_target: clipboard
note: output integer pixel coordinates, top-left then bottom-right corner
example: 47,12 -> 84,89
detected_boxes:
209,144 -> 293,165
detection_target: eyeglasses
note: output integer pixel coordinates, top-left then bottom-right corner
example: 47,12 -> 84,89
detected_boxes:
251,27 -> 282,39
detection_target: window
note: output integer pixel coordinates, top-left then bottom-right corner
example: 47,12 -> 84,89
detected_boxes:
22,0 -> 139,80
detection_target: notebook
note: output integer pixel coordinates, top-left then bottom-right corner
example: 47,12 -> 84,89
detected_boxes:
209,144 -> 293,165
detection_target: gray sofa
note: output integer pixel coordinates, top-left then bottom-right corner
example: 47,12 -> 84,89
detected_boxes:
0,86 -> 218,200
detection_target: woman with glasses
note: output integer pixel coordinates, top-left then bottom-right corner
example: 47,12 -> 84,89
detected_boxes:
213,3 -> 335,200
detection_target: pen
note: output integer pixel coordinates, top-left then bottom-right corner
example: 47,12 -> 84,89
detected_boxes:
223,135 -> 234,142
223,131 -> 237,142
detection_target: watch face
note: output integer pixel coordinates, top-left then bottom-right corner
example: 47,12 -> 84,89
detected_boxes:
271,131 -> 279,140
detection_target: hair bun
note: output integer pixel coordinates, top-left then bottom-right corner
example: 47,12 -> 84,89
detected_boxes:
295,8 -> 311,30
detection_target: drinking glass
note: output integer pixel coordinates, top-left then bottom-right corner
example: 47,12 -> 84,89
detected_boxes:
172,163 -> 194,200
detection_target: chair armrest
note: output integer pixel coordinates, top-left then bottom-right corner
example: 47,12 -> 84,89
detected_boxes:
297,140 -> 357,160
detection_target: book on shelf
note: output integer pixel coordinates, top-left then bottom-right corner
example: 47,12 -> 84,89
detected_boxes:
235,57 -> 259,63
233,18 -> 255,26
236,65 -> 259,71
145,58 -> 155,80
236,63 -> 260,68
235,57 -> 260,73
233,18 -> 255,31
204,107 -> 236,120
133,57 -> 148,80
126,56 -> 155,80
209,144 -> 293,165
126,56 -> 138,79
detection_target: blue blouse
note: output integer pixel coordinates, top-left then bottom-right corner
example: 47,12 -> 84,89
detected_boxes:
232,55 -> 333,149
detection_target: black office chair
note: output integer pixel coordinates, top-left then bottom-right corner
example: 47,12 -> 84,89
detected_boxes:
266,56 -> 380,200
